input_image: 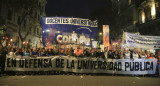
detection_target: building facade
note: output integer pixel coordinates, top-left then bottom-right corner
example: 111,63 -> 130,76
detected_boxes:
0,0 -> 47,48
118,0 -> 160,36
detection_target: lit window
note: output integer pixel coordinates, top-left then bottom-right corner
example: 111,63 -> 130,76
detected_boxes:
151,3 -> 156,19
129,0 -> 131,5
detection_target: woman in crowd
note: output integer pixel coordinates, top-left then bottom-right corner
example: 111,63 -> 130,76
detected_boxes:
113,51 -> 120,59
30,48 -> 38,57
39,48 -> 47,56
147,53 -> 156,59
90,49 -> 96,57
23,48 -> 30,58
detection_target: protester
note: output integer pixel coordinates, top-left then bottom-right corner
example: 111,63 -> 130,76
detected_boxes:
0,45 -> 8,74
146,53 -> 155,59
119,51 -> 124,59
113,51 -> 120,59
39,48 -> 47,56
140,51 -> 147,59
74,46 -> 83,57
30,48 -> 38,57
104,47 -> 108,59
96,48 -> 105,59
157,51 -> 160,76
90,49 -> 96,57
23,48 -> 30,58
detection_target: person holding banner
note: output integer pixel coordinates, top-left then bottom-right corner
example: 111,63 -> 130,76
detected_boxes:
0,45 -> 7,74
104,47 -> 108,59
96,48 -> 105,59
132,49 -> 140,59
124,49 -> 131,59
30,48 -> 38,57
157,51 -> 160,76
113,51 -> 120,59
74,46 -> 83,57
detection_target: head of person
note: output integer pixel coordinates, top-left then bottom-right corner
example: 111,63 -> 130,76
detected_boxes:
134,49 -> 138,53
115,51 -> 118,55
77,46 -> 80,49
33,48 -> 37,52
49,48 -> 52,52
91,49 -> 95,53
42,49 -> 46,53
60,48 -> 64,54
141,51 -> 145,55
150,53 -> 154,57
98,48 -> 101,52
83,50 -> 86,54
120,51 -> 123,55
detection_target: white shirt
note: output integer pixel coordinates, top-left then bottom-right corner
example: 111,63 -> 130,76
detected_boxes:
125,53 -> 130,59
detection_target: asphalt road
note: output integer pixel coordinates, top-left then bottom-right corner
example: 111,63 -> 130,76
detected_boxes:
0,75 -> 160,86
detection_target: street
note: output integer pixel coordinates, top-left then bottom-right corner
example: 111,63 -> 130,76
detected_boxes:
0,75 -> 160,86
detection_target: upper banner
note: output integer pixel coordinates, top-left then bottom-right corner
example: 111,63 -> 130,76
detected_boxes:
5,55 -> 157,75
41,17 -> 98,47
103,25 -> 109,48
125,32 -> 160,49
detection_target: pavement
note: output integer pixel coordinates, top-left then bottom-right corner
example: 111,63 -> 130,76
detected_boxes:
0,75 -> 160,86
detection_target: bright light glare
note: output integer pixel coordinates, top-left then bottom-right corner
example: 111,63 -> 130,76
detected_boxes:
99,32 -> 102,35
46,29 -> 50,32
151,3 -> 156,19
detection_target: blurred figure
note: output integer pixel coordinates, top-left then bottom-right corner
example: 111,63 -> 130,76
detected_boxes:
30,48 -> 38,57
0,45 -> 7,74
146,53 -> 155,59
113,51 -> 120,59
96,48 -> 105,59
90,49 -> 96,57
23,48 -> 30,58
104,47 -> 108,59
74,46 -> 83,57
140,51 -> 147,59
157,51 -> 160,76
124,49 -> 131,59
120,51 -> 124,59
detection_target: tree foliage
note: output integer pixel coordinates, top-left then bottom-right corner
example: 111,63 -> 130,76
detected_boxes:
6,0 -> 41,47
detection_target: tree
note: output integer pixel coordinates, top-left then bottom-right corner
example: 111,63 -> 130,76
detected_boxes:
7,0 -> 42,47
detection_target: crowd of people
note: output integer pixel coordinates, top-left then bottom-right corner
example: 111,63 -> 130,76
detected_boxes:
0,44 -> 160,76
1,45 -> 160,60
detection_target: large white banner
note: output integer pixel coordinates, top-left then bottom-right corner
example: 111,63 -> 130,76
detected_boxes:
126,32 -> 160,49
5,55 -> 157,75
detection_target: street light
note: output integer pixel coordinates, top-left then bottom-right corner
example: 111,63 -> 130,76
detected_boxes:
99,32 -> 102,35
10,39 -> 13,42
23,41 -> 25,45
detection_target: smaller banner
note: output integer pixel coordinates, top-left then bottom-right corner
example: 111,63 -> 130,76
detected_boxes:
125,32 -> 160,49
103,25 -> 109,48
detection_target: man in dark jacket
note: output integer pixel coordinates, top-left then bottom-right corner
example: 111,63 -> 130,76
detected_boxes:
0,45 -> 8,74
96,48 -> 105,59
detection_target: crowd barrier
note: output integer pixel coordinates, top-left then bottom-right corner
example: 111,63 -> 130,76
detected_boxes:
5,55 -> 157,75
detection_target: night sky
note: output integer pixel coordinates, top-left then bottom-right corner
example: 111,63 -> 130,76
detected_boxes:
45,0 -> 111,18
